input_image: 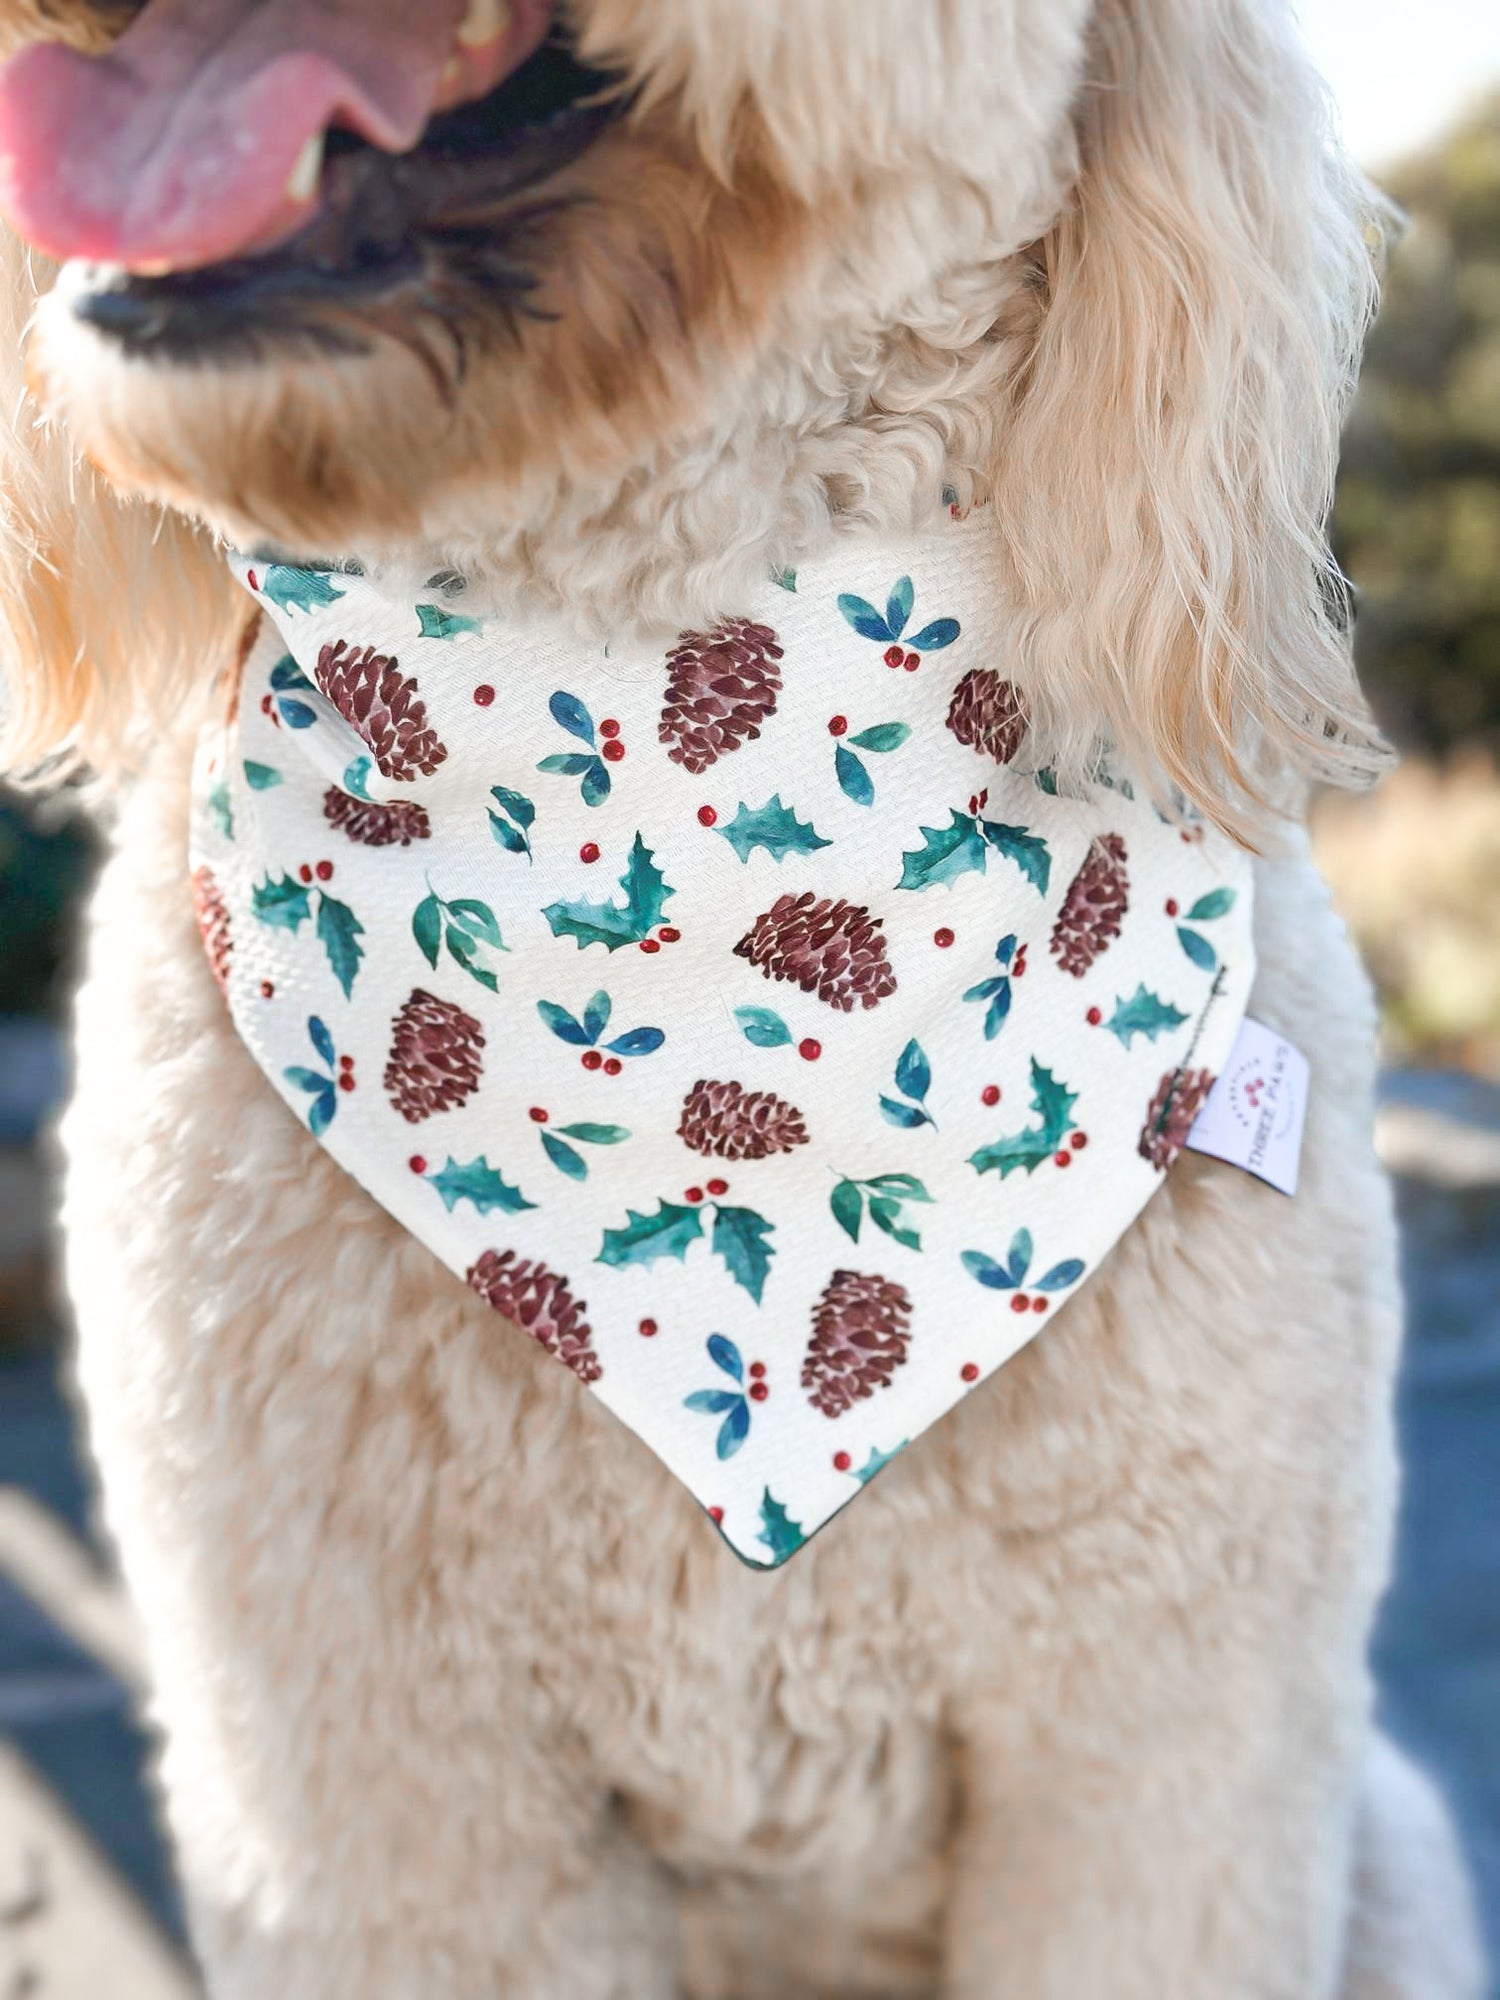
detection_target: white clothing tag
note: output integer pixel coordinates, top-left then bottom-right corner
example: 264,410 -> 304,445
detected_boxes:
1185,1016 -> 1308,1195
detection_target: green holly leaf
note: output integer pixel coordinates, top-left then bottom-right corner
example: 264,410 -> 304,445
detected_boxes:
980,821 -> 1051,895
252,873 -> 312,931
206,781 -> 233,839
1186,887 -> 1236,923
242,760 -> 282,791
424,1156 -> 536,1216
544,835 -> 674,951
711,1204 -> 775,1304
716,796 -> 833,864
556,1123 -> 629,1144
770,565 -> 798,592
415,602 -> 483,640
315,891 -> 364,999
847,722 -> 910,753
835,745 -> 875,806
541,1131 -> 588,1180
598,1200 -> 705,1271
853,1442 -> 907,1486
445,898 -> 503,947
756,1489 -> 807,1564
261,564 -> 346,613
830,1177 -> 864,1243
734,1006 -> 793,1049
1104,983 -> 1189,1048
1177,926 -> 1218,971
862,1173 -> 932,1201
412,891 -> 442,967
868,1196 -> 921,1251
444,926 -> 500,994
969,1059 -> 1079,1178
897,810 -> 988,891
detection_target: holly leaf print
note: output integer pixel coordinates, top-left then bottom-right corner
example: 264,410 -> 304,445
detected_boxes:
854,1442 -> 907,1486
969,1060 -> 1079,1178
831,1177 -> 865,1243
707,1333 -> 743,1381
549,690 -> 595,744
961,1250 -> 1019,1291
545,837 -> 674,951
606,1027 -> 665,1056
1187,888 -> 1237,922
897,810 -> 988,891
1037,1257 -> 1086,1291
1104,984 -> 1189,1048
425,1156 -> 536,1216
886,576 -> 914,637
771,565 -> 798,592
836,592 -> 897,644
252,873 -> 312,931
711,1204 -> 775,1304
261,564 -> 345,613
716,796 -> 833,863
315,892 -> 364,998
243,760 -> 282,791
906,618 -> 960,651
980,820 -> 1051,895
685,1390 -> 741,1414
847,722 -> 910,753
757,1489 -> 807,1563
582,990 -> 611,1041
1177,927 -> 1218,971
895,1040 -> 931,1102
541,1131 -> 589,1180
868,1197 -> 922,1251
415,602 -> 483,640
415,889 -> 506,993
734,1006 -> 794,1049
488,786 -> 535,861
205,782 -> 232,839
835,744 -> 876,807
598,1200 -> 705,1271
537,1000 -> 591,1045
308,1016 -> 336,1067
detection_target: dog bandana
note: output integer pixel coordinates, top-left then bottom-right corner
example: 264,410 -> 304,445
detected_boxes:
189,512 -> 1256,1567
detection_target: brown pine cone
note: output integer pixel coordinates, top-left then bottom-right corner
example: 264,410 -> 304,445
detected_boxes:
660,618 -> 783,773
315,639 -> 447,781
467,1250 -> 602,1384
322,786 -> 432,847
734,893 -> 896,1012
945,668 -> 1027,764
1138,1067 -> 1216,1170
802,1271 -> 914,1418
1049,834 -> 1129,976
384,989 -> 485,1123
676,1079 -> 810,1160
191,865 -> 232,997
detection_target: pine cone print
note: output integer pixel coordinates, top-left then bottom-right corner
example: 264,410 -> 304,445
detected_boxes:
322,785 -> 432,847
734,893 -> 897,1012
802,1271 -> 914,1419
1049,834 -> 1130,976
315,640 -> 448,780
946,668 -> 1027,764
677,1079 -> 810,1160
191,864 -> 232,997
1138,1067 -> 1216,1171
466,1250 -> 602,1385
384,989 -> 485,1123
660,618 -> 783,773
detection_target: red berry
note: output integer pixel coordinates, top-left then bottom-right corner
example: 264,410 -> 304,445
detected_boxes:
1086,1006 -> 1102,1026
315,860 -> 333,882
409,1155 -> 426,1174
981,1084 -> 1001,1107
246,568 -> 259,591
260,693 -> 274,714
1012,958 -> 1027,978
339,1054 -> 354,1070
659,927 -> 681,942
529,1107 -> 549,1123
579,842 -> 600,864
833,1451 -> 852,1473
799,1038 -> 822,1061
1165,898 -> 1179,917
599,718 -> 621,739
473,684 -> 495,707
884,644 -> 904,668
829,715 -> 848,736
697,805 -> 718,827
640,939 -> 661,954
338,1074 -> 355,1092
582,1050 -> 604,1071
934,927 -> 955,948
1071,1132 -> 1088,1151
298,863 -> 313,884
748,1360 -> 765,1378
904,650 -> 920,672
603,1058 -> 622,1076
1010,1294 -> 1030,1313
709,1506 -> 724,1524
1032,1296 -> 1049,1313
707,1177 -> 729,1197
639,1317 -> 658,1337
749,1381 -> 769,1402
1054,1150 -> 1072,1168
602,739 -> 625,763
685,1186 -> 704,1204
259,980 -> 275,999
960,1362 -> 980,1382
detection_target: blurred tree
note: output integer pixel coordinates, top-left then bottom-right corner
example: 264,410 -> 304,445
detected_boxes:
1336,91 -> 1500,753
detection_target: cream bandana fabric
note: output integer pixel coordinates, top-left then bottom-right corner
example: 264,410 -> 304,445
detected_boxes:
189,514 -> 1256,1567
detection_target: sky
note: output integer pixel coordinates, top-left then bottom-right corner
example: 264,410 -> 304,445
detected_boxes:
1296,0 -> 1500,165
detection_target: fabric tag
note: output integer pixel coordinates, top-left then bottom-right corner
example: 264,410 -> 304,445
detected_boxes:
1185,1016 -> 1308,1195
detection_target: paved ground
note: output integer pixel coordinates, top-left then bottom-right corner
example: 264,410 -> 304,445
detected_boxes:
1,1059 -> 1497,1997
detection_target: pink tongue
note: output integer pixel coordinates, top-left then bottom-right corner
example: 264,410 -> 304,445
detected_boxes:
0,0 -> 517,271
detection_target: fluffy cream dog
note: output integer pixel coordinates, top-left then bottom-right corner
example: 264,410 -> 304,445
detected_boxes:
0,0 -> 1486,1993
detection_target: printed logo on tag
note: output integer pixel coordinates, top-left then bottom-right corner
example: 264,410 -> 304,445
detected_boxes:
1185,1016 -> 1308,1196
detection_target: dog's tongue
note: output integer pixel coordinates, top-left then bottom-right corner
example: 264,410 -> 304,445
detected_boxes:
0,0 -> 548,272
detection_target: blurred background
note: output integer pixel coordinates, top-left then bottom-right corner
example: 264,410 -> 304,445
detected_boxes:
1,5 -> 1499,1995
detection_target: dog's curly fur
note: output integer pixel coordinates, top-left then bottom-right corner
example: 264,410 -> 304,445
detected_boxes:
0,0 -> 1487,1994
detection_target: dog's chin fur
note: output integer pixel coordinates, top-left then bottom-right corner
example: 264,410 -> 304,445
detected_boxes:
0,2 -> 1487,1996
